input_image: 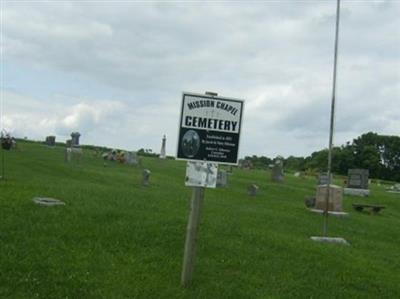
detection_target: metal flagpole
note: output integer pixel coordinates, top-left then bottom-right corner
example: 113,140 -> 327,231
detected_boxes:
1,146 -> 4,180
323,0 -> 341,237
0,0 -> 4,181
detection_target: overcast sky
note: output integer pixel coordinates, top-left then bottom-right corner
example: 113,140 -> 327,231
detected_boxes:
1,0 -> 399,158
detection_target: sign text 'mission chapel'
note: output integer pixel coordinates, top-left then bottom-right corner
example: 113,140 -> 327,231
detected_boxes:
184,99 -> 240,133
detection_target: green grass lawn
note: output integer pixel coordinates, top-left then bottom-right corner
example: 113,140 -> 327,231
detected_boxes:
1,141 -> 399,298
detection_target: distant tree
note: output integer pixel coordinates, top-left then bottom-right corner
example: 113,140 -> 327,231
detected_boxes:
284,156 -> 305,171
351,132 -> 400,181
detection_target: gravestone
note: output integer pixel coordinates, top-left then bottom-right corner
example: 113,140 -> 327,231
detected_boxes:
65,136 -> 82,163
239,159 -> 253,169
347,169 -> 369,189
1,133 -> 12,150
125,151 -> 138,165
344,169 -> 369,196
71,132 -> 81,146
33,197 -> 65,206
45,136 -> 56,146
142,169 -> 151,186
386,184 -> 400,193
248,184 -> 259,196
159,135 -> 166,159
271,160 -> 284,183
315,184 -> 343,212
216,170 -> 228,188
318,173 -> 333,185
304,196 -> 316,208
65,148 -> 71,162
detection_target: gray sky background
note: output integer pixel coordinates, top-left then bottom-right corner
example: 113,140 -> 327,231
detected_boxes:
1,0 -> 399,158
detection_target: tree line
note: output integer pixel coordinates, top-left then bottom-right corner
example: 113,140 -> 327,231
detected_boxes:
243,132 -> 400,182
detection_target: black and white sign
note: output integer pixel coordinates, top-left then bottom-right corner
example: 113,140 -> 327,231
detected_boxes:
177,92 -> 244,165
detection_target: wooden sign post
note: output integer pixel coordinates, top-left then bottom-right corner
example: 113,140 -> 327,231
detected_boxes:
177,91 -> 244,287
181,186 -> 204,287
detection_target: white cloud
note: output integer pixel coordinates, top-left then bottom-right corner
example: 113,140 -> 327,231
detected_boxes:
2,1 -> 399,157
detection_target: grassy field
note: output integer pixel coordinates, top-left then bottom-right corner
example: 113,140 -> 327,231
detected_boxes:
1,141 -> 399,298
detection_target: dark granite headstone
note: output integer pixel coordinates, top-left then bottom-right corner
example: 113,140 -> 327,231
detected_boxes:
45,136 -> 56,146
318,173 -> 333,185
347,169 -> 369,189
71,132 -> 81,146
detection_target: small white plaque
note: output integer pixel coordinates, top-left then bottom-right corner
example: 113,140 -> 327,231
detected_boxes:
185,161 -> 218,188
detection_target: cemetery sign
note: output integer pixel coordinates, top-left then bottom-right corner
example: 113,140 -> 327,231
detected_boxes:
177,92 -> 244,165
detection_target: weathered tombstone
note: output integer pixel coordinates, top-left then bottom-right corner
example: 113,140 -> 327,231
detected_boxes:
248,184 -> 259,196
239,159 -> 252,169
45,136 -> 56,146
271,160 -> 284,183
159,134 -> 166,159
386,183 -> 400,193
125,151 -> 138,165
72,147 -> 83,162
1,133 -> 12,150
304,196 -> 316,208
318,172 -> 333,185
216,170 -> 228,188
315,184 -> 343,212
33,197 -> 65,206
344,169 -> 369,196
65,136 -> 82,163
142,169 -> 151,186
71,132 -> 81,146
347,169 -> 369,189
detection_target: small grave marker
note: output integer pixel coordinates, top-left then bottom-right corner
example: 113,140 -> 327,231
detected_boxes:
216,170 -> 228,188
248,184 -> 259,196
33,197 -> 65,206
125,151 -> 139,166
142,169 -> 151,186
271,160 -> 284,183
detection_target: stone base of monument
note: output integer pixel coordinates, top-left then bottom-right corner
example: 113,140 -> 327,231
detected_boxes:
309,208 -> 348,217
343,188 -> 369,197
33,197 -> 65,206
310,236 -> 350,245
